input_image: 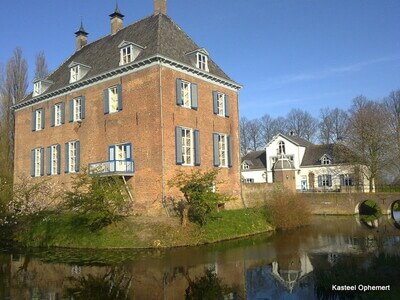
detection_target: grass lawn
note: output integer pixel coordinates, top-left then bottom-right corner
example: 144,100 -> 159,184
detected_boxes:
16,208 -> 273,249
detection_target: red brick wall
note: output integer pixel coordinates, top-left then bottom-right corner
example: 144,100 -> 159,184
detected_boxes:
13,64 -> 242,215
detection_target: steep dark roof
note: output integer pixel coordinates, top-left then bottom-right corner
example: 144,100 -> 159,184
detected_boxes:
281,134 -> 314,147
19,13 -> 235,105
241,150 -> 266,170
301,144 -> 348,166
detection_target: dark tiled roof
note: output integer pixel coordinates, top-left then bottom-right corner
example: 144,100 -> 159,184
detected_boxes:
301,144 -> 349,166
241,150 -> 266,169
281,134 -> 314,147
21,13 -> 233,104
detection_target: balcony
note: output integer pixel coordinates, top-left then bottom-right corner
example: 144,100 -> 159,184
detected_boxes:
88,160 -> 135,176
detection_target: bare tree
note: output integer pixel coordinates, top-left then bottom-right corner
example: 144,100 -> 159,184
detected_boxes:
1,47 -> 28,175
271,116 -> 288,136
383,89 -> 400,180
247,119 -> 262,151
34,50 -> 50,80
259,114 -> 275,146
344,96 -> 392,191
240,117 -> 251,156
319,108 -> 349,144
286,109 -> 318,142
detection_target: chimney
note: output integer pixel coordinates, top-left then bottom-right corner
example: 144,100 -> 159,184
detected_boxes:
75,21 -> 88,51
109,4 -> 124,35
154,0 -> 167,15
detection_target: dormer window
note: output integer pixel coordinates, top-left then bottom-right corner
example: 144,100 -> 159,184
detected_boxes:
32,79 -> 53,97
118,41 -> 144,66
321,155 -> 331,165
68,62 -> 91,83
196,52 -> 209,71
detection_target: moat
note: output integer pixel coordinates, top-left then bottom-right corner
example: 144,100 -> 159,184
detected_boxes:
1,215 -> 400,299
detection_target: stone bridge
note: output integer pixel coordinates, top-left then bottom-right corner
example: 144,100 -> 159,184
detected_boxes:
300,193 -> 400,216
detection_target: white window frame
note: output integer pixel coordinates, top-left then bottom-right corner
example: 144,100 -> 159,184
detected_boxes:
196,52 -> 209,71
245,178 -> 254,183
242,163 -> 249,170
216,92 -> 225,116
33,82 -> 42,96
120,45 -> 133,65
68,141 -> 77,173
50,145 -> 58,175
108,86 -> 119,113
70,65 -> 80,83
321,156 -> 331,165
321,174 -> 330,187
54,103 -> 62,126
73,97 -> 82,121
278,141 -> 285,154
34,148 -> 42,177
181,80 -> 191,108
218,134 -> 228,168
181,128 -> 194,166
35,109 -> 42,131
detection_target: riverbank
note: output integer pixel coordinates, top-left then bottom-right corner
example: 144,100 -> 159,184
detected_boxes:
14,208 -> 273,249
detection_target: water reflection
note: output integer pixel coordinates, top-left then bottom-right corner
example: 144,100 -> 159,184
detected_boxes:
0,216 -> 399,299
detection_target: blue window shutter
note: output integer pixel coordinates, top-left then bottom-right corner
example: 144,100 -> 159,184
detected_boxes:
318,175 -> 322,187
81,96 -> 86,119
227,135 -> 232,167
69,100 -> 74,122
213,133 -> 220,167
108,145 -> 115,161
191,83 -> 198,110
41,108 -> 45,129
75,141 -> 80,172
176,78 -> 183,105
51,105 -> 55,127
31,149 -> 35,177
40,148 -> 44,176
212,91 -> 218,114
126,143 -> 132,161
194,130 -> 200,166
175,127 -> 183,165
117,84 -> 123,111
47,146 -> 51,175
57,144 -> 61,175
225,95 -> 230,117
65,142 -> 69,173
60,102 -> 65,124
32,111 -> 36,131
328,175 -> 332,187
103,88 -> 109,114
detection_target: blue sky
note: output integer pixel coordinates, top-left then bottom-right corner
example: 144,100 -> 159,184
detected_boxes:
1,0 -> 399,119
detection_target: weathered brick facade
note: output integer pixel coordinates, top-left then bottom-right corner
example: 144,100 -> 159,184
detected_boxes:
13,10 -> 242,215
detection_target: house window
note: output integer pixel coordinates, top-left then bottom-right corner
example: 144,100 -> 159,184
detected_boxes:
182,128 -> 194,165
321,156 -> 331,165
245,178 -> 254,183
242,164 -> 249,170
175,127 -> 200,166
65,141 -> 80,173
176,79 -> 198,110
213,91 -> 230,117
34,109 -> 43,131
278,141 -> 285,154
213,133 -> 232,168
120,45 -> 133,65
340,174 -> 353,186
48,144 -> 60,175
196,52 -> 209,71
70,65 -> 80,83
104,85 -> 122,114
73,97 -> 82,121
31,148 -> 44,177
33,82 -> 42,96
54,103 -> 62,126
318,174 -> 332,187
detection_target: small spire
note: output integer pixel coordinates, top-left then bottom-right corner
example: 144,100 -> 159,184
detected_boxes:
75,18 -> 88,36
109,2 -> 124,19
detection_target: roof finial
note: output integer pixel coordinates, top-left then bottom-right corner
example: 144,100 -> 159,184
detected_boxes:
75,17 -> 88,36
110,1 -> 124,19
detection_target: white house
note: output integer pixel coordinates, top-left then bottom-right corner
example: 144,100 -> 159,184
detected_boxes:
241,150 -> 267,183
242,133 -> 371,192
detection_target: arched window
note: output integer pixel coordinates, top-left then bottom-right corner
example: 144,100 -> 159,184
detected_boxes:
278,141 -> 285,154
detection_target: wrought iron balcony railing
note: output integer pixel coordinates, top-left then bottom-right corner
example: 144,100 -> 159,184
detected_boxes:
88,160 -> 135,176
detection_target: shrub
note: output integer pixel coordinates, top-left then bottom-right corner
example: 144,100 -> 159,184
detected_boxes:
63,172 -> 132,231
266,186 -> 311,230
168,170 -> 232,227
